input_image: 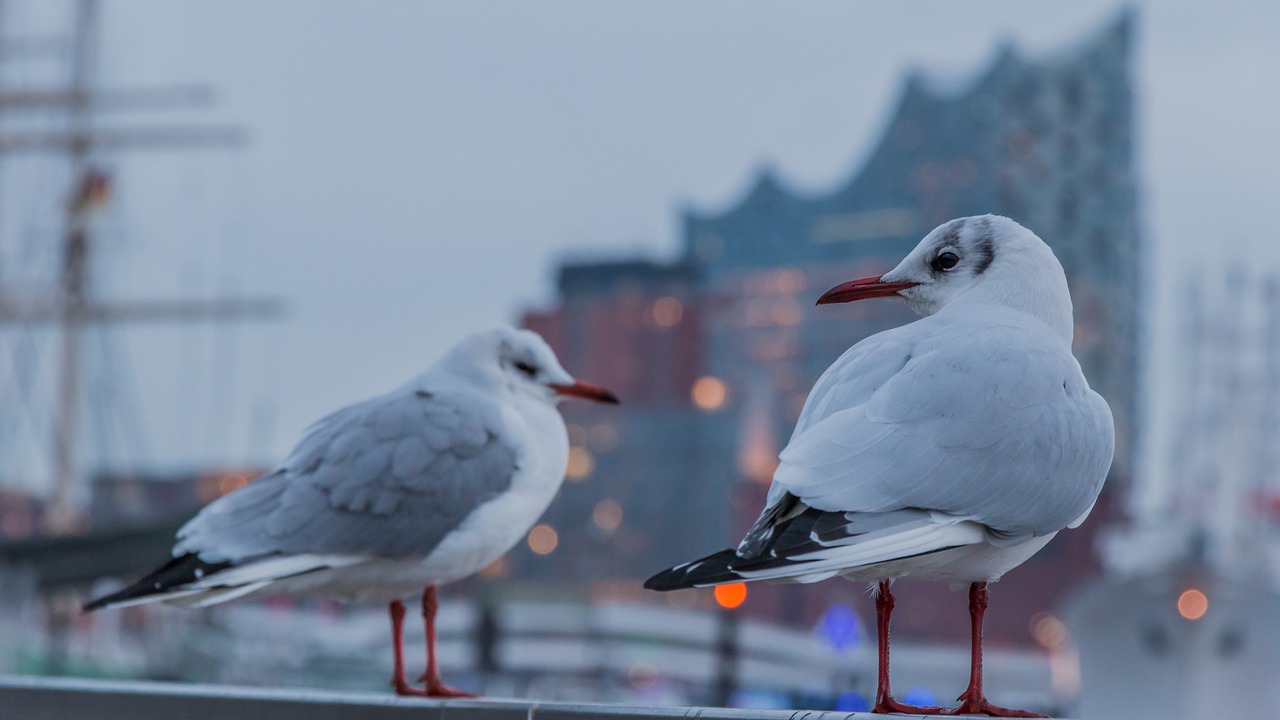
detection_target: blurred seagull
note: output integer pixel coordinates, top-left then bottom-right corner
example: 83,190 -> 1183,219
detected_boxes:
645,216 -> 1112,717
86,326 -> 618,697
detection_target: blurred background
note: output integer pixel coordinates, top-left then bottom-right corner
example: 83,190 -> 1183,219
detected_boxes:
1,1 -> 1278,718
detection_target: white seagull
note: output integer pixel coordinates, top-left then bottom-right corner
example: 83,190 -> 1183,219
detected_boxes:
86,326 -> 618,697
646,215 -> 1112,717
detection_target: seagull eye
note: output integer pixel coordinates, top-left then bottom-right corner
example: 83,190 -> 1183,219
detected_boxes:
931,251 -> 960,272
514,361 -> 538,377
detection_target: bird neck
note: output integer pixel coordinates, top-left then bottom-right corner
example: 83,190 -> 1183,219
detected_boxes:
959,252 -> 1076,345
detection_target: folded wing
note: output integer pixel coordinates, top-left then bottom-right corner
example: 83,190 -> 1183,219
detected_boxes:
177,388 -> 519,563
773,316 -> 1113,543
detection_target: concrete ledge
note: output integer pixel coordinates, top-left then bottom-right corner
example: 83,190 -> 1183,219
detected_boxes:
0,675 -> 925,720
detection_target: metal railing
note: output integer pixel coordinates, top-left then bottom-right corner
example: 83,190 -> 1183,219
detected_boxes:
0,593 -> 1060,711
0,674 -> 892,720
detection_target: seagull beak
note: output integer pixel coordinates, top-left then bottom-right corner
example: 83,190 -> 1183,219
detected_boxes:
816,275 -> 918,306
551,380 -> 620,405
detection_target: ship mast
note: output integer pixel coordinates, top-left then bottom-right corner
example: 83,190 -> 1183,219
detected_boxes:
0,0 -> 282,532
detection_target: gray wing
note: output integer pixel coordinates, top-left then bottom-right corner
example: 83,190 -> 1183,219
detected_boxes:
175,389 -> 518,562
770,320 -> 1114,541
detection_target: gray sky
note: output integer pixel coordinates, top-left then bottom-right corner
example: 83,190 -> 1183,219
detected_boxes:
4,1 -> 1279,488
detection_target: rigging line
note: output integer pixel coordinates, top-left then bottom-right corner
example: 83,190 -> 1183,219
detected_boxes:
172,266 -> 201,463
0,336 -> 19,478
206,280 -> 243,464
85,320 -> 143,478
209,157 -> 249,464
1,322 -> 54,481
108,317 -> 150,471
86,322 -> 115,476
245,397 -> 275,467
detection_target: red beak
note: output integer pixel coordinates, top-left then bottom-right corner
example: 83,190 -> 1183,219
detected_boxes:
815,275 -> 918,306
551,380 -> 620,405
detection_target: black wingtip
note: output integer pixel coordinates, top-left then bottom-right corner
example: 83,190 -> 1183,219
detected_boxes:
82,553 -> 235,612
644,548 -> 742,591
83,583 -> 142,612
642,568 -> 685,592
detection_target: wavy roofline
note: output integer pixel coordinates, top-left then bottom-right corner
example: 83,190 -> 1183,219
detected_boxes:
683,7 -> 1135,225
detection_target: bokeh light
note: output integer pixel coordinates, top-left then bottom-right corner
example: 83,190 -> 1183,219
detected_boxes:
478,556 -> 509,579
566,447 -> 595,480
834,692 -> 870,712
691,376 -> 727,411
652,296 -> 683,327
714,582 -> 747,609
1030,612 -> 1069,650
1178,589 -> 1208,620
903,686 -> 937,706
198,470 -> 257,502
527,524 -> 559,555
773,268 -> 807,294
592,498 -> 623,533
820,603 -> 860,651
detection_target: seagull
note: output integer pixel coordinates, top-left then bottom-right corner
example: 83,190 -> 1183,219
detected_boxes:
645,215 -> 1113,717
85,326 -> 618,697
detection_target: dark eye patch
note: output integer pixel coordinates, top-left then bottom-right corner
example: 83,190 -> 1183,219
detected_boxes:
930,251 -> 960,273
514,361 -> 538,377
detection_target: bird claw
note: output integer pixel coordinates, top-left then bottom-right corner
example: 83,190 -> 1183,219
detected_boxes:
940,693 -> 1047,717
427,683 -> 478,698
873,695 -> 947,714
869,690 -> 1045,717
392,678 -> 476,698
415,675 -> 478,698
392,679 -> 431,697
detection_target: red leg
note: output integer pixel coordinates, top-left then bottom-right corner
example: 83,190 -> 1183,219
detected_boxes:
872,581 -> 945,715
943,583 -> 1045,718
387,593 -> 476,698
417,585 -> 476,698
389,599 -> 430,696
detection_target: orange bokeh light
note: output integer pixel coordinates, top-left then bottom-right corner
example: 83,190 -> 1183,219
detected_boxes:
1177,589 -> 1208,620
714,582 -> 748,609
565,446 -> 595,480
527,524 -> 559,555
691,376 -> 727,411
652,297 -> 684,327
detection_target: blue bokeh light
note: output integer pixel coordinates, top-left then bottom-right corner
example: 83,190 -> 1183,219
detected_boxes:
834,691 -> 870,712
820,603 -> 860,651
903,686 -> 936,706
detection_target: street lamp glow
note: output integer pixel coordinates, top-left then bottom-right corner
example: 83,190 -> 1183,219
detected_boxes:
565,447 -> 594,480
1177,589 -> 1208,620
714,582 -> 747,609
652,296 -> 683,327
592,499 -> 623,533
527,524 -> 559,555
692,376 -> 727,411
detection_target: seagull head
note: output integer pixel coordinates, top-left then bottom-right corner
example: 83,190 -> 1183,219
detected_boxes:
816,215 -> 1073,340
445,327 -> 619,406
